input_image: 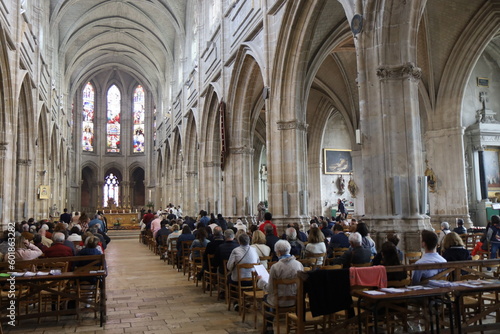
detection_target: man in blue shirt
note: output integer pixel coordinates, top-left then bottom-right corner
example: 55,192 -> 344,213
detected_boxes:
327,224 -> 350,258
412,230 -> 447,285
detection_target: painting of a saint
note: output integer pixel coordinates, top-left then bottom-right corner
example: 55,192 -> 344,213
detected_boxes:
324,149 -> 352,174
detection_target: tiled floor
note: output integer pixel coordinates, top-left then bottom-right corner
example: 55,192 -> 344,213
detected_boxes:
4,235 -> 261,334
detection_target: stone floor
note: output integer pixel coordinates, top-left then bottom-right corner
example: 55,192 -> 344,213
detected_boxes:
4,235 -> 261,334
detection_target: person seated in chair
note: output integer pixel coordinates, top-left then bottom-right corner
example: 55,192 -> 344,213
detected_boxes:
257,240 -> 304,334
453,218 -> 467,235
330,232 -> 372,268
412,230 -> 447,285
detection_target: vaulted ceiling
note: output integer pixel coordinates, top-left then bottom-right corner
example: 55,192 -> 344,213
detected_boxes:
50,0 -> 187,93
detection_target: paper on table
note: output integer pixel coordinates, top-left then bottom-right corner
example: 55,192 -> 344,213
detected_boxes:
254,264 -> 269,283
363,290 -> 386,295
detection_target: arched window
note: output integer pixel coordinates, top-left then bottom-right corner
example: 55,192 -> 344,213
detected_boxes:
133,85 -> 145,153
82,82 -> 95,152
103,173 -> 120,207
107,85 -> 121,153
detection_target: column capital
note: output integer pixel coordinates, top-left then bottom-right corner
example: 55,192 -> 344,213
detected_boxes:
0,142 -> 8,150
376,62 -> 422,81
186,171 -> 198,176
276,119 -> 308,131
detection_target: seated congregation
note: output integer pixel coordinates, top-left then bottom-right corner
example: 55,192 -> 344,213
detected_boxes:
0,212 -> 110,326
141,210 -> 500,334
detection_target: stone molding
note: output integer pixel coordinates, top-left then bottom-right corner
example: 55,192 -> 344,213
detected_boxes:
17,159 -> 32,166
186,171 -> 198,176
229,146 -> 254,155
174,178 -> 182,183
0,142 -> 8,150
276,119 -> 308,131
376,62 -> 422,81
203,161 -> 221,167
426,126 -> 465,139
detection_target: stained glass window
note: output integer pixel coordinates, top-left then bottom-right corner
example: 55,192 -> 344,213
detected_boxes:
107,85 -> 121,153
82,82 -> 94,152
133,85 -> 145,153
103,173 -> 119,207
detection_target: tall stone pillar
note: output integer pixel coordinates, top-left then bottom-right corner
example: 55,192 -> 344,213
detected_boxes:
184,170 -> 198,216
0,142 -> 11,227
308,162 -> 322,216
354,0 -> 430,251
266,120 -> 309,234
425,127 -> 470,227
228,147 -> 254,223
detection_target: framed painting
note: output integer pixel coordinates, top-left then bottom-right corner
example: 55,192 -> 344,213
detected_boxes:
485,148 -> 500,197
39,185 -> 50,199
324,149 -> 352,174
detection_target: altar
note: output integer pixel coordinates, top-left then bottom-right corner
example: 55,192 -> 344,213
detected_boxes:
103,211 -> 140,229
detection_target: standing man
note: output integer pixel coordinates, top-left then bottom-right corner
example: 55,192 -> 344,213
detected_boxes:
60,208 -> 72,224
337,199 -> 347,219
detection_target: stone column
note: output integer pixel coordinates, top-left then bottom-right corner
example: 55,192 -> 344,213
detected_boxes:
184,170 -> 198,216
354,0 -> 430,251
121,181 -> 130,208
0,142 -> 10,226
265,120 -> 309,234
307,162 -> 322,216
227,146 -> 254,222
16,159 -> 32,221
425,127 -> 470,227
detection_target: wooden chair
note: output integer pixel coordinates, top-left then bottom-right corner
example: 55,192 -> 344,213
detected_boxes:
167,236 -> 179,268
262,277 -> 298,334
202,254 -> 217,296
319,264 -> 342,270
286,273 -> 327,334
405,251 -> 422,276
241,271 -> 265,328
178,240 -> 193,274
217,260 -> 229,302
259,255 -> 273,269
38,261 -> 70,321
351,262 -> 372,267
297,257 -> 318,270
227,262 -> 258,314
332,247 -> 349,258
158,234 -> 169,261
189,247 -> 205,286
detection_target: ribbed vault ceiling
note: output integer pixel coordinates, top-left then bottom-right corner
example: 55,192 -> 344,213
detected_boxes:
50,0 -> 186,92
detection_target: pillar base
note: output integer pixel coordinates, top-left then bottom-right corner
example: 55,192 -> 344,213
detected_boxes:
362,215 -> 431,253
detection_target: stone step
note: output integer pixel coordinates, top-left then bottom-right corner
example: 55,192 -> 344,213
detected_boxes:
107,229 -> 140,240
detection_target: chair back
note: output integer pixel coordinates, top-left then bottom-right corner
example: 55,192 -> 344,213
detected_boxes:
272,277 -> 298,311
351,262 -> 371,267
405,251 -> 422,265
387,278 -> 411,288
332,247 -> 349,258
181,240 -> 194,257
319,264 -> 342,270
236,262 -> 259,287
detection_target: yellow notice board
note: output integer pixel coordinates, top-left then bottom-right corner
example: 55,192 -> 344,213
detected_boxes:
39,185 -> 50,199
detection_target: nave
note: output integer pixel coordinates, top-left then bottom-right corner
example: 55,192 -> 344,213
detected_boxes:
5,233 -> 260,334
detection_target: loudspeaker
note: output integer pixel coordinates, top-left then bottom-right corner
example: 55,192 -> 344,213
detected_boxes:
356,129 -> 362,145
233,197 -> 237,216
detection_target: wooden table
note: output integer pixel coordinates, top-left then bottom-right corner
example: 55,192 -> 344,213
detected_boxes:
0,270 -> 107,326
354,286 -> 453,334
354,281 -> 500,334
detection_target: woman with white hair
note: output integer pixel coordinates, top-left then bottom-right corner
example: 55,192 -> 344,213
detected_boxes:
438,221 -> 451,248
257,240 -> 303,334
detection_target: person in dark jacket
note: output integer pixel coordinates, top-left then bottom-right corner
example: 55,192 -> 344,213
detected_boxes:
330,232 -> 372,268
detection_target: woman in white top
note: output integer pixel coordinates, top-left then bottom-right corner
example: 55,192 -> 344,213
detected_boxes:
438,221 -> 451,247
305,227 -> 327,266
251,230 -> 271,268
